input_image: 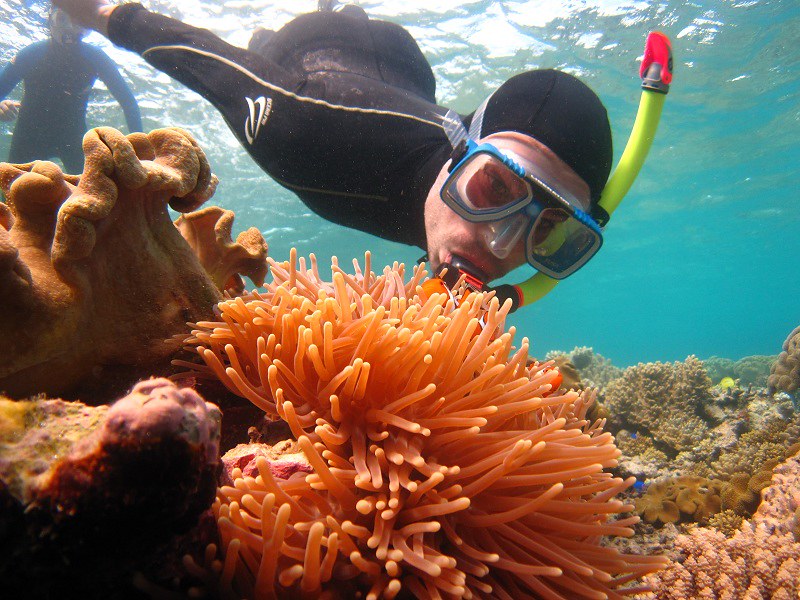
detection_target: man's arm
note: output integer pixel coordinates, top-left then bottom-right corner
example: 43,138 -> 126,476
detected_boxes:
0,100 -> 20,122
90,47 -> 142,132
0,43 -> 42,101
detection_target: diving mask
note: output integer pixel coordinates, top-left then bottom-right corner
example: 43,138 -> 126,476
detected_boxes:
49,9 -> 88,45
440,138 -> 603,279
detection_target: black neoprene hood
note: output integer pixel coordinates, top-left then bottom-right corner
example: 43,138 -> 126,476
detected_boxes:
474,69 -> 613,204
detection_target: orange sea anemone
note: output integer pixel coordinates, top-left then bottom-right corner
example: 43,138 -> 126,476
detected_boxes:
180,250 -> 665,599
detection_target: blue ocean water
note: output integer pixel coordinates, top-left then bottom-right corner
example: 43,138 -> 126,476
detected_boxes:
1,0 -> 797,367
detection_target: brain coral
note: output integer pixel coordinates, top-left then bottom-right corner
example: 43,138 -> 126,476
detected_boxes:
604,357 -> 715,455
768,325 -> 800,395
180,251 -> 665,599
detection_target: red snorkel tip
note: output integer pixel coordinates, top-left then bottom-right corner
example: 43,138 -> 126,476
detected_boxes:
640,31 -> 673,93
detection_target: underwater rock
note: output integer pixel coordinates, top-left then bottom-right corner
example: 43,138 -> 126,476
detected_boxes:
220,439 -> 312,484
179,251 -> 666,599
769,324 -> 800,395
0,126 -> 267,399
0,378 -> 221,598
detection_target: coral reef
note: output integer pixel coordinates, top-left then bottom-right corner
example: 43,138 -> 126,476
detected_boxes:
176,252 -> 665,599
0,126 -> 267,399
0,378 -> 222,597
704,355 -> 776,389
549,346 -> 622,391
635,476 -> 722,526
642,450 -> 800,599
175,205 -> 268,296
604,357 -> 716,456
769,325 -> 800,395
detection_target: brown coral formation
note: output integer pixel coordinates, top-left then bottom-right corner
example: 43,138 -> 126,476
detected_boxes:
179,252 -> 665,599
563,346 -> 622,391
643,450 -> 800,599
175,205 -> 268,296
769,325 -> 800,395
0,126 -> 267,399
604,357 -> 716,455
0,378 -> 222,597
635,476 -> 723,526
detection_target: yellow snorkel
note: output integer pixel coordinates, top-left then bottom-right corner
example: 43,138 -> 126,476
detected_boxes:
490,31 -> 674,310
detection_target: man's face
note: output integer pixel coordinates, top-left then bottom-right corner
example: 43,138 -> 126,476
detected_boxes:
423,131 -> 591,281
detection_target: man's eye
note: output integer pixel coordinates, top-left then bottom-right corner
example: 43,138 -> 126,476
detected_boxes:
489,173 -> 509,196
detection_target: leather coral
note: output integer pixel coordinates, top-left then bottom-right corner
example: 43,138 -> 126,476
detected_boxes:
181,251 -> 665,599
0,127 -> 267,399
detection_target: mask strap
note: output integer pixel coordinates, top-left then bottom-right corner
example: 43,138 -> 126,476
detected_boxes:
442,110 -> 469,149
468,96 -> 491,141
442,91 -> 493,150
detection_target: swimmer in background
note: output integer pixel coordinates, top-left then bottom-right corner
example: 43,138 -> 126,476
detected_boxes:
0,8 -> 142,173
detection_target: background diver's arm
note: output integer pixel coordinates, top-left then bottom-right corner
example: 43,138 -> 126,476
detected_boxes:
54,2 -> 300,151
90,47 -> 142,132
0,43 -> 48,122
0,43 -> 43,102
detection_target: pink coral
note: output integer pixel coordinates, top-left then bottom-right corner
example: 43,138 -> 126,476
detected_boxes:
643,450 -> 800,599
0,378 -> 222,597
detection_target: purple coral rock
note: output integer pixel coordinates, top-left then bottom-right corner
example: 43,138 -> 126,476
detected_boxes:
99,378 -> 221,464
0,378 -> 223,598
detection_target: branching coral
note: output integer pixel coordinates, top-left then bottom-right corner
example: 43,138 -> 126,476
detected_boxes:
0,126 -> 267,399
180,251 -> 665,599
643,451 -> 800,599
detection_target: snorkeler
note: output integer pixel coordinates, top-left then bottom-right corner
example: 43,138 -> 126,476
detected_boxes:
50,0 -> 670,309
0,8 -> 142,173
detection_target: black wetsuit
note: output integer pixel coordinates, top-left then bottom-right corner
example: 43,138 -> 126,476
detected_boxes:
0,39 -> 142,173
107,4 -> 459,248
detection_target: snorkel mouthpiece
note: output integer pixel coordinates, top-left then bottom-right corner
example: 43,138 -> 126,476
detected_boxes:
435,255 -> 524,312
437,255 -> 488,291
